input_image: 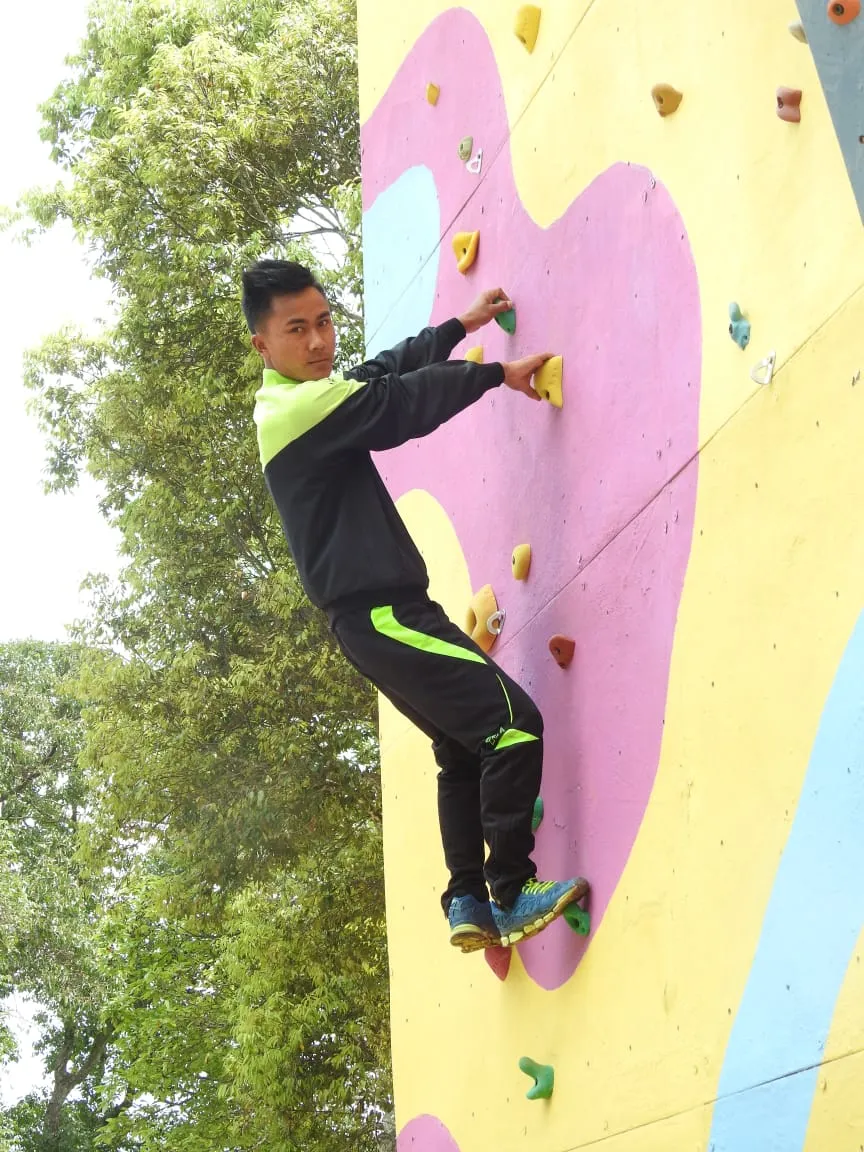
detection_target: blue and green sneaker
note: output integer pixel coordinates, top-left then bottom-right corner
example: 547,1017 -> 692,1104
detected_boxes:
447,894 -> 501,953
492,877 -> 589,947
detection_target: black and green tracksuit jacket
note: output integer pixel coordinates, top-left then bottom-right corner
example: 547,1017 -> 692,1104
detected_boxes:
252,317 -> 505,619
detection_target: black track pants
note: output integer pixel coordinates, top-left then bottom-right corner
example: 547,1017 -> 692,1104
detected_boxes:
329,595 -> 542,912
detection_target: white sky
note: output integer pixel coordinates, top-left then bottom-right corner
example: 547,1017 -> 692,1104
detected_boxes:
1,0 -> 122,1107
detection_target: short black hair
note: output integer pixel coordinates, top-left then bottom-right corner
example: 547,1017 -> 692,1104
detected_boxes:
241,259 -> 327,333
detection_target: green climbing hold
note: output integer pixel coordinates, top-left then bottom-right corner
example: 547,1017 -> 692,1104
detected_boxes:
531,795 -> 544,832
519,1056 -> 554,1100
563,902 -> 591,936
495,306 -> 517,335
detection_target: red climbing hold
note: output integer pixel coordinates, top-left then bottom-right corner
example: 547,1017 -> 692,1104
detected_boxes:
548,635 -> 575,668
485,945 -> 512,981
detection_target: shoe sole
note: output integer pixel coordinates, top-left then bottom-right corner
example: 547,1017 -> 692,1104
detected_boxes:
497,878 -> 590,948
449,924 -> 502,954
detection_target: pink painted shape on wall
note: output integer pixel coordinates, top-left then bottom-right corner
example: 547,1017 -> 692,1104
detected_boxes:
361,10 -> 702,991
397,1114 -> 462,1151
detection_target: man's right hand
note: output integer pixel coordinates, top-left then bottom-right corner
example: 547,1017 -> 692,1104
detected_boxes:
502,354 -> 553,402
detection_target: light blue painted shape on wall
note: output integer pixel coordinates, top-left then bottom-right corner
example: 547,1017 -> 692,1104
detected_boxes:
708,610 -> 864,1151
795,0 -> 864,223
361,165 -> 441,354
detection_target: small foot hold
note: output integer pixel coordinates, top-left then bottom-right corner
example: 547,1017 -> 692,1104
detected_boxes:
458,135 -> 473,162
776,87 -> 802,123
426,83 -> 440,106
563,902 -> 591,936
728,302 -> 751,350
532,795 -> 544,833
495,306 -> 517,335
519,1056 -> 554,1100
452,230 -> 480,274
788,20 -> 808,41
512,543 -> 531,580
466,148 -> 483,176
514,5 -> 541,52
651,83 -> 683,117
548,634 -> 575,668
828,1 -> 860,25
534,355 -> 563,408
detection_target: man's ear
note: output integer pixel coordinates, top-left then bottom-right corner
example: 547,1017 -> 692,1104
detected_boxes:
250,333 -> 267,358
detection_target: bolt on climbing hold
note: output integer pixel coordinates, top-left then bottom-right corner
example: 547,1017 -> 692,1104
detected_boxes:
452,230 -> 480,274
548,634 -> 575,668
464,584 -> 500,652
789,20 -> 808,41
531,795 -> 544,832
465,346 -> 484,363
458,136 -> 473,162
534,355 -> 564,408
563,902 -> 592,935
519,1057 -> 554,1100
828,0 -> 860,24
495,306 -> 517,335
487,609 -> 507,637
777,88 -> 802,123
751,350 -> 776,387
512,544 -> 532,581
426,83 -> 440,105
466,149 -> 483,176
728,303 -> 751,350
514,5 -> 541,53
651,84 -> 683,117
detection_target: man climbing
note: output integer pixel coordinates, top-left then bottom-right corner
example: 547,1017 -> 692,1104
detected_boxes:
242,258 -> 589,952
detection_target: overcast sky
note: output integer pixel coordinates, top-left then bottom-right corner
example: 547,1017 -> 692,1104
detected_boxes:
1,0 -> 121,1106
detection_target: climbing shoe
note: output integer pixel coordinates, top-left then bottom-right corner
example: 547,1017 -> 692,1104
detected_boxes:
492,877 -> 589,947
447,894 -> 501,953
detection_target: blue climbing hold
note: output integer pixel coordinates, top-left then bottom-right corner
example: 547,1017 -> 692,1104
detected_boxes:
729,302 -> 751,350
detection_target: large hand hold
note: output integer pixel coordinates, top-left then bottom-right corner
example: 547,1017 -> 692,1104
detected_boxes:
534,355 -> 564,408
514,5 -> 541,53
452,230 -> 480,274
518,1056 -> 554,1100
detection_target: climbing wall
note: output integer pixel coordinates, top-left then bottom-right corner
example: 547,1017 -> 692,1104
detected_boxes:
356,2 -> 864,1149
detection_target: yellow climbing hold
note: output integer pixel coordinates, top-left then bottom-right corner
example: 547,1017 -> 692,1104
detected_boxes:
534,355 -> 563,408
465,346 -> 484,363
464,584 -> 499,653
512,544 -> 531,581
514,5 -> 541,53
426,82 -> 440,106
452,230 -> 480,274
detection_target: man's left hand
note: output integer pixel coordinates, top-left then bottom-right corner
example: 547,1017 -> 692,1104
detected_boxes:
459,288 -> 513,335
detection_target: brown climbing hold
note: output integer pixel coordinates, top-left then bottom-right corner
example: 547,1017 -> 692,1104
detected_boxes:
426,83 -> 440,106
534,355 -> 563,408
452,230 -> 480,274
651,84 -> 683,117
548,635 -> 575,669
776,87 -> 802,123
465,584 -> 500,653
512,544 -> 531,581
828,0 -> 860,25
514,5 -> 541,52
465,346 -> 484,364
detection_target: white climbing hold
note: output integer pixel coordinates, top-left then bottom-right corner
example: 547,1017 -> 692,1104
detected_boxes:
467,148 -> 483,176
487,609 -> 507,636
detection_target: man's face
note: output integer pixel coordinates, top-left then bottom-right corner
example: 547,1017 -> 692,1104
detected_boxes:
252,287 -> 336,381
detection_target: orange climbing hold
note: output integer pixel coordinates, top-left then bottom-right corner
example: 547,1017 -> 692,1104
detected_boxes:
465,584 -> 500,653
827,0 -> 860,24
651,84 -> 683,117
514,5 -> 541,52
534,355 -> 563,408
776,87 -> 802,123
452,230 -> 480,274
549,635 -> 575,668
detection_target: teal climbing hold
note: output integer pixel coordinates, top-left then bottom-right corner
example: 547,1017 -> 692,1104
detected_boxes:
532,795 -> 544,832
563,902 -> 591,936
728,302 -> 751,350
495,307 -> 517,335
519,1056 -> 554,1100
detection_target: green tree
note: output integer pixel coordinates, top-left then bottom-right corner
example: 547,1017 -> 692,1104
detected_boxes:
8,0 -> 393,1147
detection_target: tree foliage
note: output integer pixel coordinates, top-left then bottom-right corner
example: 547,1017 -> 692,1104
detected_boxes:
3,0 -> 394,1147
